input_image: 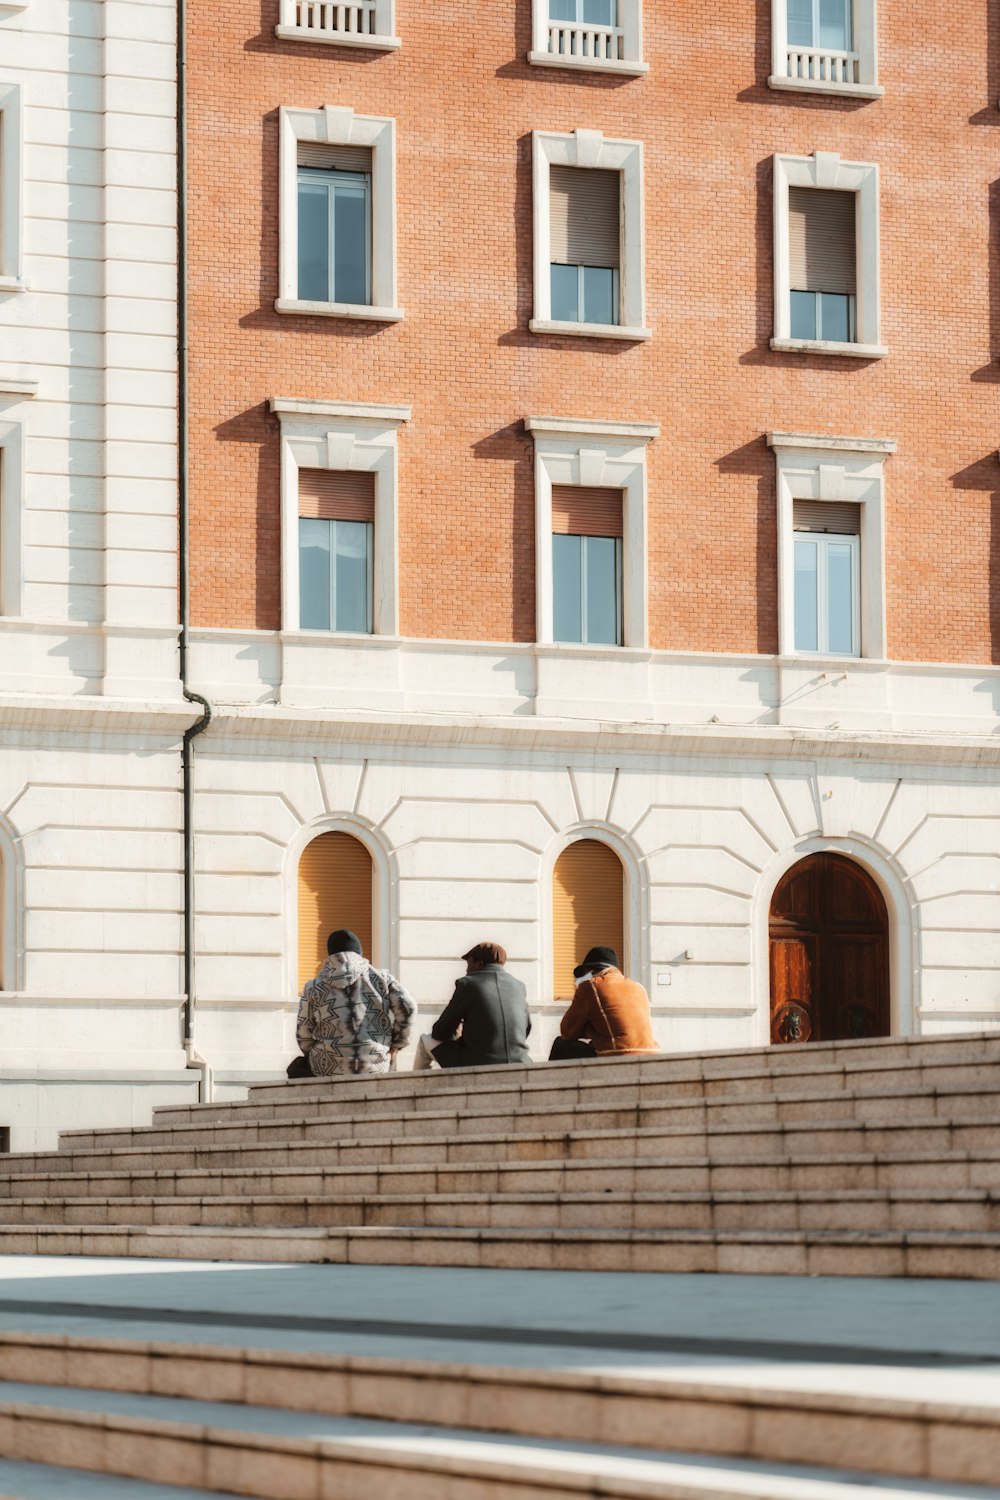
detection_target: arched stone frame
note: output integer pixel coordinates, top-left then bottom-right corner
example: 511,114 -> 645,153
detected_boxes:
751,834 -> 916,1046
539,823 -> 648,1001
0,810 -> 24,993
282,813 -> 396,1000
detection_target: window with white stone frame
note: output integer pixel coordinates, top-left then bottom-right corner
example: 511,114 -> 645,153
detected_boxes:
276,106 -> 401,323
0,419 -> 24,616
275,0 -> 400,51
0,83 -> 25,292
531,130 -> 648,342
271,397 -> 409,637
770,1 -> 881,98
526,415 -> 658,648
772,152 -> 884,359
768,432 -> 896,661
528,0 -> 647,76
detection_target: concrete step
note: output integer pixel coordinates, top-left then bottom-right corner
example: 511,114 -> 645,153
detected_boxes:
147,1045 -> 1000,1132
0,1377 -> 996,1500
47,1081 -> 1000,1160
0,1185 -> 997,1233
0,1458 -> 245,1500
0,1222 -> 999,1277
3,1146 -> 998,1203
1,1328 -> 998,1488
4,1114 -> 999,1180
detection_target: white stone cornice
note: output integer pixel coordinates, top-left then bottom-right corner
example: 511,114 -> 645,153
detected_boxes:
768,431 -> 897,455
525,416 -> 659,443
270,397 -> 411,425
0,377 -> 37,398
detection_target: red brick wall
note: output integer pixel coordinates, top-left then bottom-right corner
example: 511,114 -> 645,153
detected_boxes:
187,2 -> 1000,662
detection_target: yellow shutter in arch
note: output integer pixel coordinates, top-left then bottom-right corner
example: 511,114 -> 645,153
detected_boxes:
552,839 -> 624,1001
297,832 -> 374,991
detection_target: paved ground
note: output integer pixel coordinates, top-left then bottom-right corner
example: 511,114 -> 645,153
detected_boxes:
0,1256 -> 998,1407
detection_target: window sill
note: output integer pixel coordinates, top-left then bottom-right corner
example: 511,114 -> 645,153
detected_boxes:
0,376 -> 37,397
770,337 -> 887,360
767,75 -> 884,99
529,318 -> 651,342
0,276 -> 27,294
527,50 -> 648,77
274,299 -> 404,323
274,24 -> 401,49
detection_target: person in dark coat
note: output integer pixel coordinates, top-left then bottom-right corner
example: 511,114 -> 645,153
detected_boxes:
413,942 -> 532,1069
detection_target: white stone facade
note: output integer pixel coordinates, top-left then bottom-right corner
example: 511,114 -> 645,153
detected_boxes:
0,0 -> 191,1149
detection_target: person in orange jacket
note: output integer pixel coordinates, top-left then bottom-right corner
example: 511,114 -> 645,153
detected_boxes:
549,946 -> 659,1062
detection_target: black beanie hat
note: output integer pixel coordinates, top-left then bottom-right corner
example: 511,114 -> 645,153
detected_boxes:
573,946 -> 619,979
327,928 -> 363,956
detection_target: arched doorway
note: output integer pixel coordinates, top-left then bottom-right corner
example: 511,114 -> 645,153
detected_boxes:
297,832 -> 373,990
552,839 -> 624,1000
769,852 -> 890,1044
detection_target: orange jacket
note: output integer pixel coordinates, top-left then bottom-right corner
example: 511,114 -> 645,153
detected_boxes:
559,967 -> 658,1056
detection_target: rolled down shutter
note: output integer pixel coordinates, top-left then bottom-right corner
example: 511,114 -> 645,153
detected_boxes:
788,187 -> 856,294
793,500 -> 861,534
552,839 -> 625,1001
297,141 -> 372,173
550,165 -> 620,268
552,485 -> 623,537
297,832 -> 374,990
298,470 -> 375,523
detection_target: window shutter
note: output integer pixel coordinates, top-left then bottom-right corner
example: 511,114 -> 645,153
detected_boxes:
549,165 -> 620,268
298,470 -> 375,523
793,500 -> 861,534
552,839 -> 625,1001
788,187 -> 856,294
552,485 -> 623,537
297,832 -> 374,990
297,141 -> 372,173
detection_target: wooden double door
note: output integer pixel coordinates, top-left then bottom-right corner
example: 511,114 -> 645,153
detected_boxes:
769,853 -> 890,1045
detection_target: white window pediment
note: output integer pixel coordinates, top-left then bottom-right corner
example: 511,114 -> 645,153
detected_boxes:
275,0 -> 400,50
770,0 -> 882,99
529,0 -> 647,76
768,431 -> 896,661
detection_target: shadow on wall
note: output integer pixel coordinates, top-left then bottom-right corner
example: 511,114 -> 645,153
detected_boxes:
471,420 -> 537,645
951,454 -> 1000,671
970,0 -> 1000,124
715,436 -> 778,657
213,402 -> 281,633
971,180 -> 1000,382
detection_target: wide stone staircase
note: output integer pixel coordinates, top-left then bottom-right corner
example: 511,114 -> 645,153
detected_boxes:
0,1030 -> 998,1273
0,1031 -> 998,1498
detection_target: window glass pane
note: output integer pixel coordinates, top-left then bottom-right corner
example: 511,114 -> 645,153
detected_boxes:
794,537 -> 819,652
299,518 -> 332,631
787,0 -> 813,45
826,541 -> 855,654
582,0 -> 615,24
585,535 -> 619,645
549,0 -> 576,18
819,0 -> 850,49
551,263 -> 579,322
790,290 -> 817,340
553,533 -> 583,643
819,291 -> 851,344
582,265 -> 616,325
333,183 -> 368,306
297,180 -> 330,303
332,520 -> 370,634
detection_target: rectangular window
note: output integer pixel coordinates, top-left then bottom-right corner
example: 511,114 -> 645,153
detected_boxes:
788,186 -> 856,344
298,470 -> 374,633
549,166 -> 620,327
550,0 -> 616,25
552,485 -> 623,645
787,0 -> 851,50
793,500 -> 860,656
296,143 -> 372,307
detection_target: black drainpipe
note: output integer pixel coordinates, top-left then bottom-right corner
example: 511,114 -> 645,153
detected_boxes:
177,0 -> 212,1057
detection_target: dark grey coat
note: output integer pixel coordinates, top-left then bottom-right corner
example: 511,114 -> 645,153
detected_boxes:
430,964 -> 532,1068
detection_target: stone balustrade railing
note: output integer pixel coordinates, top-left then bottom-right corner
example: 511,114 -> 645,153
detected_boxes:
785,45 -> 860,85
547,19 -> 624,62
281,0 -> 378,39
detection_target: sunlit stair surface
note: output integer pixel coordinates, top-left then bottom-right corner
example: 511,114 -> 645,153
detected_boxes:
1,1032 -> 1000,1275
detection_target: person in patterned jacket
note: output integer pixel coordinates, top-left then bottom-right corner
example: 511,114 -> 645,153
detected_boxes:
290,928 -> 416,1077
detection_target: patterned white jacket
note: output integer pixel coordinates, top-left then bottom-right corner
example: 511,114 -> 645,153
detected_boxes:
296,951 -> 416,1076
